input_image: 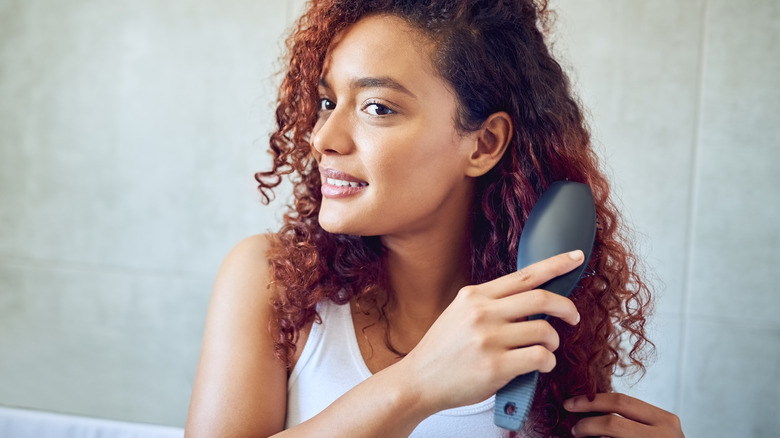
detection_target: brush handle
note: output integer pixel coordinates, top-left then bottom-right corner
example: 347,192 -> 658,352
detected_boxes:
494,371 -> 539,430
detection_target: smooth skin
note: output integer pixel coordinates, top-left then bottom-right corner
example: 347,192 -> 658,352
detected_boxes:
185,14 -> 683,438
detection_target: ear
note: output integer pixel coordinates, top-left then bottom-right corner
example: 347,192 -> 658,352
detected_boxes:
464,111 -> 513,177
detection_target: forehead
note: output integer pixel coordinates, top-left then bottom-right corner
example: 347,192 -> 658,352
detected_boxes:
320,14 -> 443,91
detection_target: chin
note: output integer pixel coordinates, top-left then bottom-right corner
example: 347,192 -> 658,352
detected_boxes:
318,210 -> 367,236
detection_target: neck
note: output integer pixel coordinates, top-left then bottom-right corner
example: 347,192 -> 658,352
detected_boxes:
381,216 -> 473,322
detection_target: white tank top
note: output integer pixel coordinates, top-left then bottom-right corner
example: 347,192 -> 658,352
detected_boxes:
285,300 -> 506,437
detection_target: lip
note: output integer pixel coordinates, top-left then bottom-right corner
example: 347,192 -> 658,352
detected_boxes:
319,167 -> 369,199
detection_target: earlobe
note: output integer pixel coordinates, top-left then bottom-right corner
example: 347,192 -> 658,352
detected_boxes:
465,111 -> 513,177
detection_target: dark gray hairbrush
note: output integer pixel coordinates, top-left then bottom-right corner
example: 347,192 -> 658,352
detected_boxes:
494,181 -> 597,431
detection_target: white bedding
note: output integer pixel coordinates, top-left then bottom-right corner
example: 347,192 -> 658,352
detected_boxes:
0,407 -> 184,438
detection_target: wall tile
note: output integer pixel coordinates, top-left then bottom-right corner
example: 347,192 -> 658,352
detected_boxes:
679,318 -> 780,437
688,0 -> 780,323
0,262 -> 211,426
0,0 -> 288,274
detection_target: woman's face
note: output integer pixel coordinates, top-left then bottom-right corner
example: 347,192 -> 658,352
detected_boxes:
312,14 -> 479,238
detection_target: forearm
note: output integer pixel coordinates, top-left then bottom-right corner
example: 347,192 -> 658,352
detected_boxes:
274,362 -> 434,437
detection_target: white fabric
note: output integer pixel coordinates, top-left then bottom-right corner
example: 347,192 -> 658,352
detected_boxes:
285,301 -> 505,437
0,406 -> 184,438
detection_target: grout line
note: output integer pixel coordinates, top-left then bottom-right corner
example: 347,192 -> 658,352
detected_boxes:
675,0 -> 710,414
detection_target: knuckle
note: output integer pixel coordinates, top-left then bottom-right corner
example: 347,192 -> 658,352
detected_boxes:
529,320 -> 556,347
458,285 -> 478,299
513,268 -> 532,283
466,305 -> 489,326
601,414 -> 625,434
529,345 -> 556,372
528,289 -> 550,308
527,345 -> 545,363
539,322 -> 560,351
468,333 -> 488,353
665,412 -> 682,430
613,392 -> 632,410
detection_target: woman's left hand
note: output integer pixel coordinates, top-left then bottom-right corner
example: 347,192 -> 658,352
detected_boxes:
564,393 -> 684,437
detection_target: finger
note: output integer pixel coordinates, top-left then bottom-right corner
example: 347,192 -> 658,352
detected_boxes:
496,318 -> 560,352
570,413 -> 655,438
564,393 -> 676,426
496,289 -> 580,325
483,250 -> 584,299
501,344 -> 557,375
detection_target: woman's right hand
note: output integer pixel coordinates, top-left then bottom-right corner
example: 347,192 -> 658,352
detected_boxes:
399,249 -> 584,413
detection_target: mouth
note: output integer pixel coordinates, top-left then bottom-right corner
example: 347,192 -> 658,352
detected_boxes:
320,167 -> 369,186
319,167 -> 369,198
325,177 -> 368,188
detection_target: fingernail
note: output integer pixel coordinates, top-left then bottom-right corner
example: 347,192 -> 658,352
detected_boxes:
564,398 -> 574,410
568,250 -> 583,261
575,312 -> 580,324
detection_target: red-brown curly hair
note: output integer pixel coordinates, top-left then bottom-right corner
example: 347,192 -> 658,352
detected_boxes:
255,0 -> 654,436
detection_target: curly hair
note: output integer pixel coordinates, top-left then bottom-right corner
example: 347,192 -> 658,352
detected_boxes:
255,0 -> 654,436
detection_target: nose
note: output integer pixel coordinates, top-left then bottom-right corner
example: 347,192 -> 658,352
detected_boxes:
311,107 -> 355,157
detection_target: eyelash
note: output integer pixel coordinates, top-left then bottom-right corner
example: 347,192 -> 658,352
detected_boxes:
317,98 -> 396,117
362,100 -> 395,116
319,98 -> 336,111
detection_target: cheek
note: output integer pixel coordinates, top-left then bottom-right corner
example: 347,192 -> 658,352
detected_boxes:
356,118 -> 469,191
310,148 -> 322,164
397,131 -> 467,179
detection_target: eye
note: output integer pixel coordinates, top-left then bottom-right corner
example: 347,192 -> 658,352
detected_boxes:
319,98 -> 336,111
363,101 -> 395,116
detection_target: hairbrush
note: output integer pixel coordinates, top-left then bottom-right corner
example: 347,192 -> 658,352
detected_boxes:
494,181 -> 597,431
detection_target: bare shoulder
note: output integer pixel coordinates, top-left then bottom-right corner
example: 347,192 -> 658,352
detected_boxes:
217,233 -> 275,289
185,233 -> 287,437
207,234 -> 278,322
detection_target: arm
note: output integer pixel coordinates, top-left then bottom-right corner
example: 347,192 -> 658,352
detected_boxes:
185,239 -> 584,437
185,235 -> 287,437
184,235 -> 435,438
278,250 -> 586,436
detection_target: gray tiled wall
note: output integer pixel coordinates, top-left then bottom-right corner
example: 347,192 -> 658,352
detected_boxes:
1,0 -> 289,426
1,0 -> 778,435
558,0 -> 780,436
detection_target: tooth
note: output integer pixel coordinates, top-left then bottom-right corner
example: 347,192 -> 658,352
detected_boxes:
326,176 -> 367,188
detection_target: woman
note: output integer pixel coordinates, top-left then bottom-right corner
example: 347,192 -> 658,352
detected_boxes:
186,0 -> 684,436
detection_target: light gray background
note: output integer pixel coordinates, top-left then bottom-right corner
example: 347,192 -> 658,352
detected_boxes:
1,1 -> 778,437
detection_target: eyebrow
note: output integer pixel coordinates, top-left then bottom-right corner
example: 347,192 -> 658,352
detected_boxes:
319,76 -> 417,99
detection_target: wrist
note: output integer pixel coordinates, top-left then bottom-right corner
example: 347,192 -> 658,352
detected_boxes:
379,359 -> 439,424
386,355 -> 446,419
